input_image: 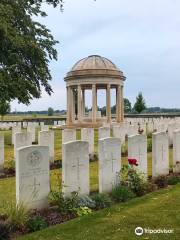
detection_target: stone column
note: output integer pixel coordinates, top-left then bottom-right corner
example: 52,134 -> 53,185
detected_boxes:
121,86 -> 124,122
66,87 -> 70,124
71,88 -> 75,122
66,86 -> 72,124
92,84 -> 97,124
106,84 -> 111,123
116,85 -> 121,123
78,84 -> 82,122
82,89 -> 85,119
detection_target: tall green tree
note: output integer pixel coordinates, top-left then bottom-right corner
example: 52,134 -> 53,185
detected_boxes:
109,98 -> 132,114
133,92 -> 146,113
0,100 -> 11,120
48,107 -> 54,116
0,0 -> 64,104
124,98 -> 132,113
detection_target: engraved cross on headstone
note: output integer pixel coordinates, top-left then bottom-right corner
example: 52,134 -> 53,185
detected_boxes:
29,177 -> 40,198
72,157 -> 84,186
110,152 -> 119,188
111,152 -> 117,173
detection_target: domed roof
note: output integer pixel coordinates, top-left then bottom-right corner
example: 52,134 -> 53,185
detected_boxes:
71,55 -> 119,71
65,55 -> 126,80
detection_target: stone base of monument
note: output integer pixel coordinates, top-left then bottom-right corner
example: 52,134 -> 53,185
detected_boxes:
57,122 -> 104,129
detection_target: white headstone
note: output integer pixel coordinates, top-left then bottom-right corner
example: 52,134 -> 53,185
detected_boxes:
98,137 -> 121,193
152,132 -> 169,177
12,125 -> 21,144
23,122 -> 28,128
14,132 -> 32,160
128,134 -> 147,176
168,122 -> 176,146
27,125 -> 36,142
112,125 -> 125,144
62,129 -> 76,144
0,135 -> 4,169
41,125 -> 49,131
16,145 -> 50,209
173,130 -> 180,173
38,131 -> 54,162
62,141 -> 89,197
98,127 -> 110,139
81,128 -> 94,154
126,125 -> 137,136
147,122 -> 153,133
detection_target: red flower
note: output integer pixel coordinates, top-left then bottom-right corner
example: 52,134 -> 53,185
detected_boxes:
128,158 -> 138,166
138,128 -> 144,134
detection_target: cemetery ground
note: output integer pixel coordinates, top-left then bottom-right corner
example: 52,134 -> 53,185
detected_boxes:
18,184 -> 180,240
0,127 -> 180,239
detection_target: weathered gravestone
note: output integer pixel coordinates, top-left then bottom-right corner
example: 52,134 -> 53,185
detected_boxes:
27,125 -> 36,143
41,125 -> 49,131
0,135 -> 4,170
98,127 -> 110,139
168,122 -> 177,146
98,137 -> 121,193
128,134 -> 147,176
173,130 -> 180,173
112,125 -> 125,144
81,128 -> 94,154
62,141 -> 89,197
16,145 -> 50,209
38,131 -> 54,163
14,132 -> 32,160
152,132 -> 169,177
62,129 -> 76,143
12,125 -> 21,144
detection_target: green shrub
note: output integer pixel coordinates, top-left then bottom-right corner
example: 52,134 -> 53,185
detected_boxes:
49,191 -> 78,215
75,207 -> 92,217
167,176 -> 180,185
27,216 -> 47,232
77,195 -> 96,209
153,175 -> 168,188
0,222 -> 10,240
91,193 -> 112,209
112,185 -> 135,202
120,165 -> 149,196
7,204 -> 29,230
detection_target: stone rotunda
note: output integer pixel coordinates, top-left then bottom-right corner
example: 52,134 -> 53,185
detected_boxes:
64,55 -> 126,128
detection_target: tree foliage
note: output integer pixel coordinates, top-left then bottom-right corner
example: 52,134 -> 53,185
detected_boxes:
124,98 -> 132,113
48,107 -> 54,116
133,92 -> 146,113
0,0 -> 63,105
0,100 -> 11,120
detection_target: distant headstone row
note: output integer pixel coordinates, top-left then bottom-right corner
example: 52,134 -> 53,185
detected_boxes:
0,120 -> 65,130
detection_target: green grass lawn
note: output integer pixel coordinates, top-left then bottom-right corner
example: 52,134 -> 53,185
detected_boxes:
16,184 -> 180,240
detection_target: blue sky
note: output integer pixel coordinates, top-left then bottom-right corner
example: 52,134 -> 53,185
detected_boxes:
12,0 -> 180,111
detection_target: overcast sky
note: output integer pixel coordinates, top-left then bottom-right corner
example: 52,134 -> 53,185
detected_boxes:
12,0 -> 180,111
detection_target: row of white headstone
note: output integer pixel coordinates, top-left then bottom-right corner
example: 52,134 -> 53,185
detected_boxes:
0,120 -> 65,130
15,130 -> 180,210
1,121 -> 180,169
